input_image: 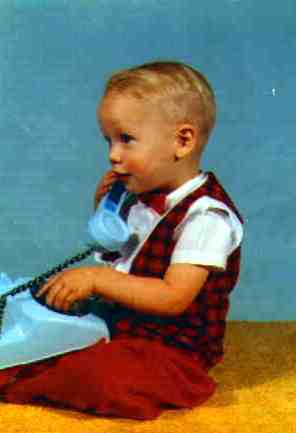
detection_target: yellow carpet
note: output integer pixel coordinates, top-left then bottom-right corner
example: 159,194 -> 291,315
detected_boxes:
0,322 -> 295,433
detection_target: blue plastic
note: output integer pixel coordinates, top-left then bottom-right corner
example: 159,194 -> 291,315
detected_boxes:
0,278 -> 110,369
87,181 -> 132,251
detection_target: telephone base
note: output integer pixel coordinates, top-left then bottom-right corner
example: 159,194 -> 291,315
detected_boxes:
0,289 -> 110,370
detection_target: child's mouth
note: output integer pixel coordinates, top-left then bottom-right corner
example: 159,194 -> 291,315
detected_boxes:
117,173 -> 130,181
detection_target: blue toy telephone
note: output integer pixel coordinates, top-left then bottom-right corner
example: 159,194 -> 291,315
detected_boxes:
0,181 -> 137,369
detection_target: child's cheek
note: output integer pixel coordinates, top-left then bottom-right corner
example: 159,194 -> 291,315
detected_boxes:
128,160 -> 147,175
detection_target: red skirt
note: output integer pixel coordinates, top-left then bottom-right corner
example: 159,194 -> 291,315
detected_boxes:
0,336 -> 216,420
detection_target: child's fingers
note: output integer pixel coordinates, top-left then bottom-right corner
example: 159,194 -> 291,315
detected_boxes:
44,284 -> 68,310
103,170 -> 118,187
97,183 -> 110,196
93,171 -> 119,209
36,275 -> 59,297
97,171 -> 117,191
94,185 -> 109,209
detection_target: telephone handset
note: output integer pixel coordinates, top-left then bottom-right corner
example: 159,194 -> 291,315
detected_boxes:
88,180 -> 133,251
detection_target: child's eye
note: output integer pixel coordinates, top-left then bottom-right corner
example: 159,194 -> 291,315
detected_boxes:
104,135 -> 111,145
119,133 -> 133,144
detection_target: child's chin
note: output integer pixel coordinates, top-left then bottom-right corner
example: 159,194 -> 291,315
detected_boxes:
121,176 -> 133,191
125,181 -> 141,195
123,176 -> 147,194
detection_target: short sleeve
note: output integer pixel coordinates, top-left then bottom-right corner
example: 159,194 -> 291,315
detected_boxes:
170,198 -> 243,270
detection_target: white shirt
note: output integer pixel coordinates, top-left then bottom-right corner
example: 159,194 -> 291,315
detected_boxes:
94,172 -> 244,272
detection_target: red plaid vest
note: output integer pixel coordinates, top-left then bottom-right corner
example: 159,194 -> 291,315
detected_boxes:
107,172 -> 243,369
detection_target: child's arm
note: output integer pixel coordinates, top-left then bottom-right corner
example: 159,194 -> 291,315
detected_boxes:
92,263 -> 209,316
38,264 -> 209,317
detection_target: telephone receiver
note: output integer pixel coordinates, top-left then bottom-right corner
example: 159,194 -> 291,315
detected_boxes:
88,180 -> 134,251
0,181 -> 137,320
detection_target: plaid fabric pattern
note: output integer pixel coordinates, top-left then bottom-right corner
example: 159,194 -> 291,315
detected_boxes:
109,172 -> 243,369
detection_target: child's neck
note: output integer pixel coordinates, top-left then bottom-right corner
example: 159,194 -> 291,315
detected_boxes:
167,165 -> 201,191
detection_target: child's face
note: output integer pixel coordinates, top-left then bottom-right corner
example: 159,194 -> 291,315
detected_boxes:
98,92 -> 182,194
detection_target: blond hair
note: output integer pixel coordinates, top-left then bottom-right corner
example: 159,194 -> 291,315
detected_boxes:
104,61 -> 216,144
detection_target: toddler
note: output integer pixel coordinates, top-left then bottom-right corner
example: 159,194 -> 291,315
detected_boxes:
0,61 -> 243,420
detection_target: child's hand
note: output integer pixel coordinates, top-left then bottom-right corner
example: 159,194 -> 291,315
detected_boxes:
93,169 -> 119,210
36,267 -> 96,312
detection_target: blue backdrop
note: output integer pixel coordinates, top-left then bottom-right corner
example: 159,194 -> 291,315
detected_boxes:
0,0 -> 295,320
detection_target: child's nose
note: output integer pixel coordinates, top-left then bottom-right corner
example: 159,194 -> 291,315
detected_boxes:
109,144 -> 122,164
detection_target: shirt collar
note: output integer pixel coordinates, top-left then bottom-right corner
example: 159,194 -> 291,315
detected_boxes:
166,171 -> 208,209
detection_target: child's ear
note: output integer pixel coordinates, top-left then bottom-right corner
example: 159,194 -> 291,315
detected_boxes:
175,124 -> 198,159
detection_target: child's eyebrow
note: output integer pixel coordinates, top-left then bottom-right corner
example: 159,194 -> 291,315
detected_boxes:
99,118 -> 122,133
